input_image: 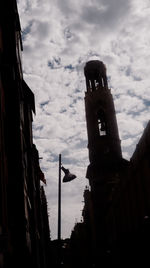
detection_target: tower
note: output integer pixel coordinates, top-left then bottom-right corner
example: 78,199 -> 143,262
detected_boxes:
84,60 -> 123,263
84,60 -> 122,168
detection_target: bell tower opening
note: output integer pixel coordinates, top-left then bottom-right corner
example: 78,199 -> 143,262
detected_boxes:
97,109 -> 107,136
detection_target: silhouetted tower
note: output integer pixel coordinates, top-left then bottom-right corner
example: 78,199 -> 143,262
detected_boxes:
84,60 -> 123,263
84,60 -> 122,166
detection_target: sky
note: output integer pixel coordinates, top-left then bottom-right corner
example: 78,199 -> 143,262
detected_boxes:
17,0 -> 150,240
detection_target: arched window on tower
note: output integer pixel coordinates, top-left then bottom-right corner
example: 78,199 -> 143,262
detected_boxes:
97,109 -> 107,136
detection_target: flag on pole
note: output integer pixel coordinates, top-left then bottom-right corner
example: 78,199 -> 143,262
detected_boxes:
61,166 -> 76,183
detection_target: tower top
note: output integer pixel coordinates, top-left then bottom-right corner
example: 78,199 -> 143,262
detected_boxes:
84,60 -> 106,78
84,60 -> 108,92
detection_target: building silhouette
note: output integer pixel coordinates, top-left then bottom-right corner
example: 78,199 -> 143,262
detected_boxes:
0,1 -> 51,267
67,60 -> 150,267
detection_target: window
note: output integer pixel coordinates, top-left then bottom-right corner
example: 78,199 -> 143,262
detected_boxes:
97,109 -> 107,136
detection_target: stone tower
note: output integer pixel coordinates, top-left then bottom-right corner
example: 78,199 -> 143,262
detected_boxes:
84,60 -> 122,167
84,60 -> 123,262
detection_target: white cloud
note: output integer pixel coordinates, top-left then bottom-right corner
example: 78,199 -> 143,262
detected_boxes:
17,0 -> 150,239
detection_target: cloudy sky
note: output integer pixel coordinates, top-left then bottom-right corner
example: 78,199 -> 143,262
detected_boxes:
17,0 -> 150,240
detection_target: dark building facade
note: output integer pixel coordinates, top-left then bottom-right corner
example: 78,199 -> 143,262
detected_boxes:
0,1 -> 51,267
68,60 -> 150,267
